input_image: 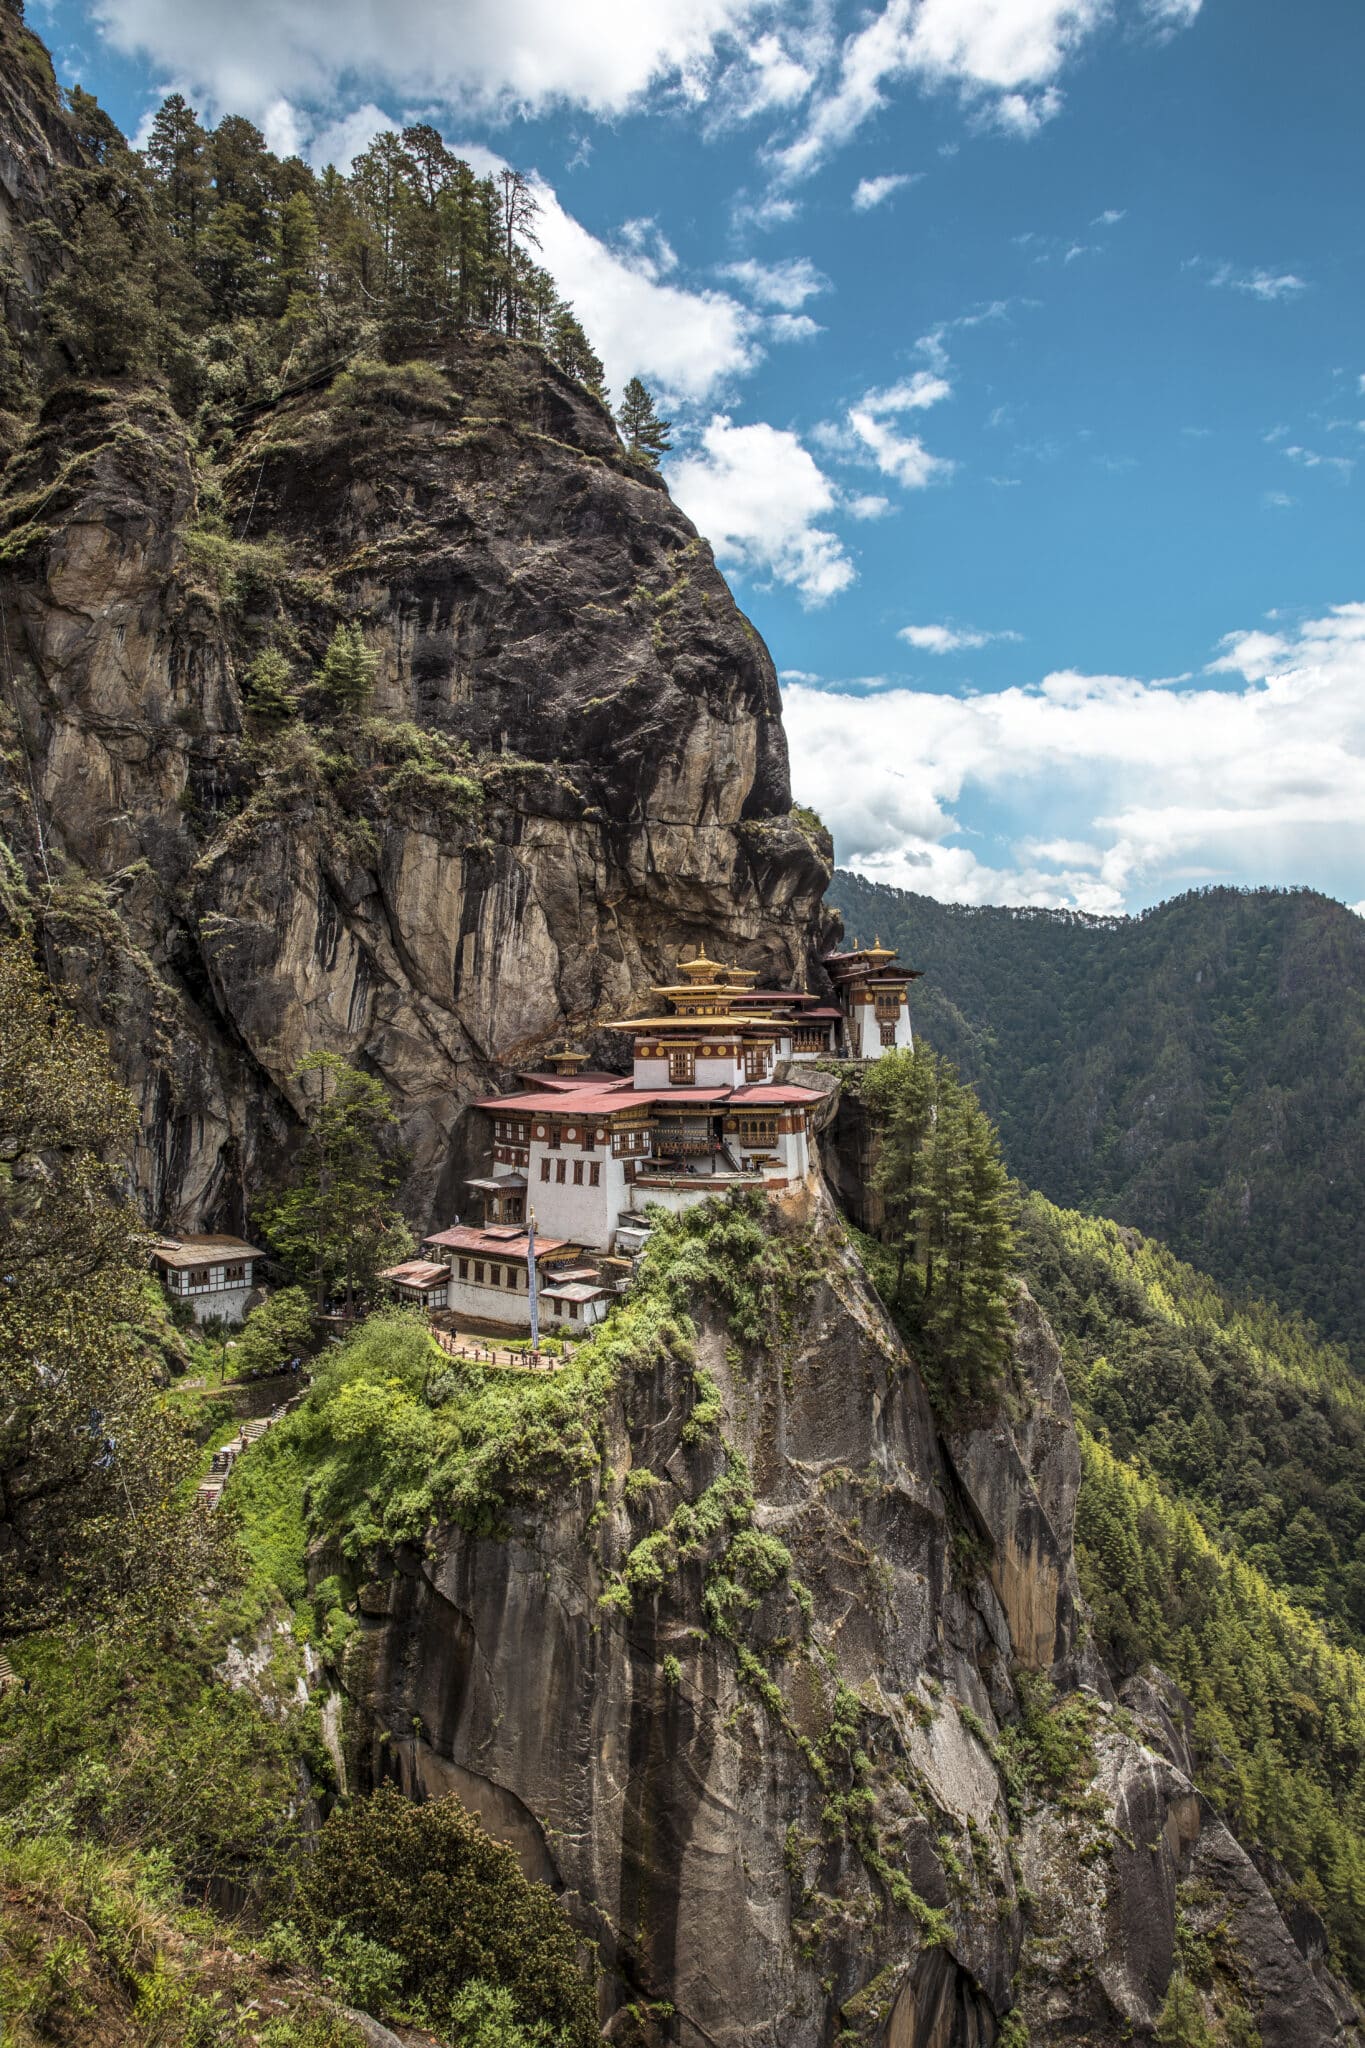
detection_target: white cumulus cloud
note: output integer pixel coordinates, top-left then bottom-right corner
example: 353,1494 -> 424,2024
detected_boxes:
899,622 -> 1020,652
816,371 -> 955,491
534,188 -> 760,401
770,0 -> 1195,180
668,417 -> 855,606
853,171 -> 915,210
91,0 -> 765,124
783,601 -> 1365,911
721,256 -> 829,309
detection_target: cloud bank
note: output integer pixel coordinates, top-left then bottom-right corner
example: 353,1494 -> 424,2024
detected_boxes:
783,603 -> 1365,911
92,0 -> 764,123
668,417 -> 855,604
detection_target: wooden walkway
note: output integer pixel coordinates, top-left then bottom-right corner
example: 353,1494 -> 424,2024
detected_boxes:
430,1327 -> 568,1374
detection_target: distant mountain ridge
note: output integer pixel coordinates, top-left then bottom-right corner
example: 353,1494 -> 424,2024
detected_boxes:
827,873 -> 1365,1358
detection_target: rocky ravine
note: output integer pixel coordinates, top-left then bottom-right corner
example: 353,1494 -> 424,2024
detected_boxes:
328,1193 -> 1358,2047
0,342 -> 831,1229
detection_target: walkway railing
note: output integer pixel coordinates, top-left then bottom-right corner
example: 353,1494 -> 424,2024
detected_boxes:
430,1327 -> 567,1374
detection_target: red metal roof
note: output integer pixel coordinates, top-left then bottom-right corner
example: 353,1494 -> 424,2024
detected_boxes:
424,1225 -> 570,1259
474,1078 -> 824,1118
473,1088 -> 645,1116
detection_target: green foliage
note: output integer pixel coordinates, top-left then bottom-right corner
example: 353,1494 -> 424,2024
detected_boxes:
1155,1973 -> 1215,2047
294,1788 -> 598,2044
1076,1430 -> 1365,1986
225,1419 -> 312,1616
993,1676 -> 1096,1819
245,644 -> 300,720
0,1826 -> 367,2046
313,623 -> 378,713
182,519 -> 286,605
1018,1191 -> 1365,1989
0,1627 -> 307,1898
616,376 -> 672,466
857,1046 -> 1018,1408
233,1285 -> 314,1379
254,1051 -> 411,1312
23,60 -> 608,416
1020,1192 -> 1365,1641
365,715 -> 483,819
829,873 -> 1365,1360
0,938 -> 227,1642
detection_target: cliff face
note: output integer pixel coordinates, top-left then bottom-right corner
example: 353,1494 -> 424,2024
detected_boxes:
0,346 -> 831,1227
329,1196 -> 1355,2047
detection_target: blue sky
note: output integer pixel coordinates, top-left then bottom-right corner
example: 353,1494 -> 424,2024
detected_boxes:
37,0 -> 1365,913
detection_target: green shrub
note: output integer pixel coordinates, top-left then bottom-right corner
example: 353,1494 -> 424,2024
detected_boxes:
295,1789 -> 597,2043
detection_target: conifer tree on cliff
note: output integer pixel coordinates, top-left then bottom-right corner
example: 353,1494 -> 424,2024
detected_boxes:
255,1052 -> 412,1314
862,1046 -> 1018,1403
616,376 -> 673,466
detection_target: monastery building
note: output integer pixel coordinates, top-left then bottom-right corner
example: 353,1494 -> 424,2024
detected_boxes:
412,938 -> 920,1332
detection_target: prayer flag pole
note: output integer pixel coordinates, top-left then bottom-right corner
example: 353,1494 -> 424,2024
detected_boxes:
527,1210 -> 539,1360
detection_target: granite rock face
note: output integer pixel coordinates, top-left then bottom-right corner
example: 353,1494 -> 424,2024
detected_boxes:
329,1200 -> 1358,2046
0,346 -> 831,1227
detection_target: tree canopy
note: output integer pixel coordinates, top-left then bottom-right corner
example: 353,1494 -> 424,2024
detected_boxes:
19,81 -> 607,422
295,1788 -> 599,2045
255,1051 -> 412,1312
858,1046 -> 1018,1406
616,376 -> 672,466
0,938 -> 225,1640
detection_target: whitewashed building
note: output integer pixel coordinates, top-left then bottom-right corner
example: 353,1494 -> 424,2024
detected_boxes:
823,940 -> 919,1059
150,1234 -> 263,1325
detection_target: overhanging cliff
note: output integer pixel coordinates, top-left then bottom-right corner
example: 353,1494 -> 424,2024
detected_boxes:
0,343 -> 832,1229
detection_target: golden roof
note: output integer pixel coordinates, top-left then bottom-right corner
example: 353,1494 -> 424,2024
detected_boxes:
602,1011 -> 782,1033
676,948 -> 726,984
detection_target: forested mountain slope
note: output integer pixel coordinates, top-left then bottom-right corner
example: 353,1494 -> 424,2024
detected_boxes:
828,872 -> 1365,1357
1018,1192 -> 1365,1984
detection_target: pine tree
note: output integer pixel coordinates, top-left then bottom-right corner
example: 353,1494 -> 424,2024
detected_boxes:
1155,1973 -> 1214,2048
550,306 -> 606,398
143,93 -> 209,250
254,1052 -> 411,1313
863,1046 -> 1018,1405
314,623 -> 378,712
616,376 -> 673,466
244,646 -> 299,721
495,168 -> 540,335
42,89 -> 173,378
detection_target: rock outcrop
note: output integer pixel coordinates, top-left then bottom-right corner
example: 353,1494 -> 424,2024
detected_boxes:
0,345 -> 831,1227
328,1197 -> 1358,2046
